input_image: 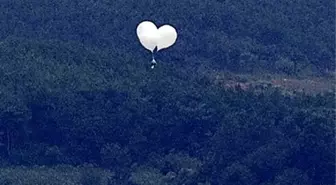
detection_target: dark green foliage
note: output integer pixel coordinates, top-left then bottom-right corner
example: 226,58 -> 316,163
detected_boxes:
0,0 -> 334,184
0,178 -> 12,185
80,166 -> 104,185
0,165 -> 113,185
0,0 -> 334,74
271,168 -> 312,185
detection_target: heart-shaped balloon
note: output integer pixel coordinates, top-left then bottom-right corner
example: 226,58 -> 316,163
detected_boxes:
136,21 -> 177,52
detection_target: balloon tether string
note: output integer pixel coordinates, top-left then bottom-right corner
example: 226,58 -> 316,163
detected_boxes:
151,52 -> 155,61
151,52 -> 156,69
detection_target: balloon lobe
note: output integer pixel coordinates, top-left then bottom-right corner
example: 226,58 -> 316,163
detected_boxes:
157,25 -> 177,51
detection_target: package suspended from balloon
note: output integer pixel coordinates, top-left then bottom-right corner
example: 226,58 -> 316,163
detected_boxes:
136,21 -> 177,68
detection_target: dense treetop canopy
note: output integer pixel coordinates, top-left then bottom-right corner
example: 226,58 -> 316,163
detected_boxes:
0,0 -> 334,185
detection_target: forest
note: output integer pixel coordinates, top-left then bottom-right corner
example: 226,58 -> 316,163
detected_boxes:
0,0 -> 335,185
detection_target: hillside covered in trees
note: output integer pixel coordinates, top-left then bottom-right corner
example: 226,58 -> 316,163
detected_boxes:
0,0 -> 335,185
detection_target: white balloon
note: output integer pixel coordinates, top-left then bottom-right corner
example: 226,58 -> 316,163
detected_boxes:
136,21 -> 159,52
136,21 -> 177,52
156,25 -> 177,51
